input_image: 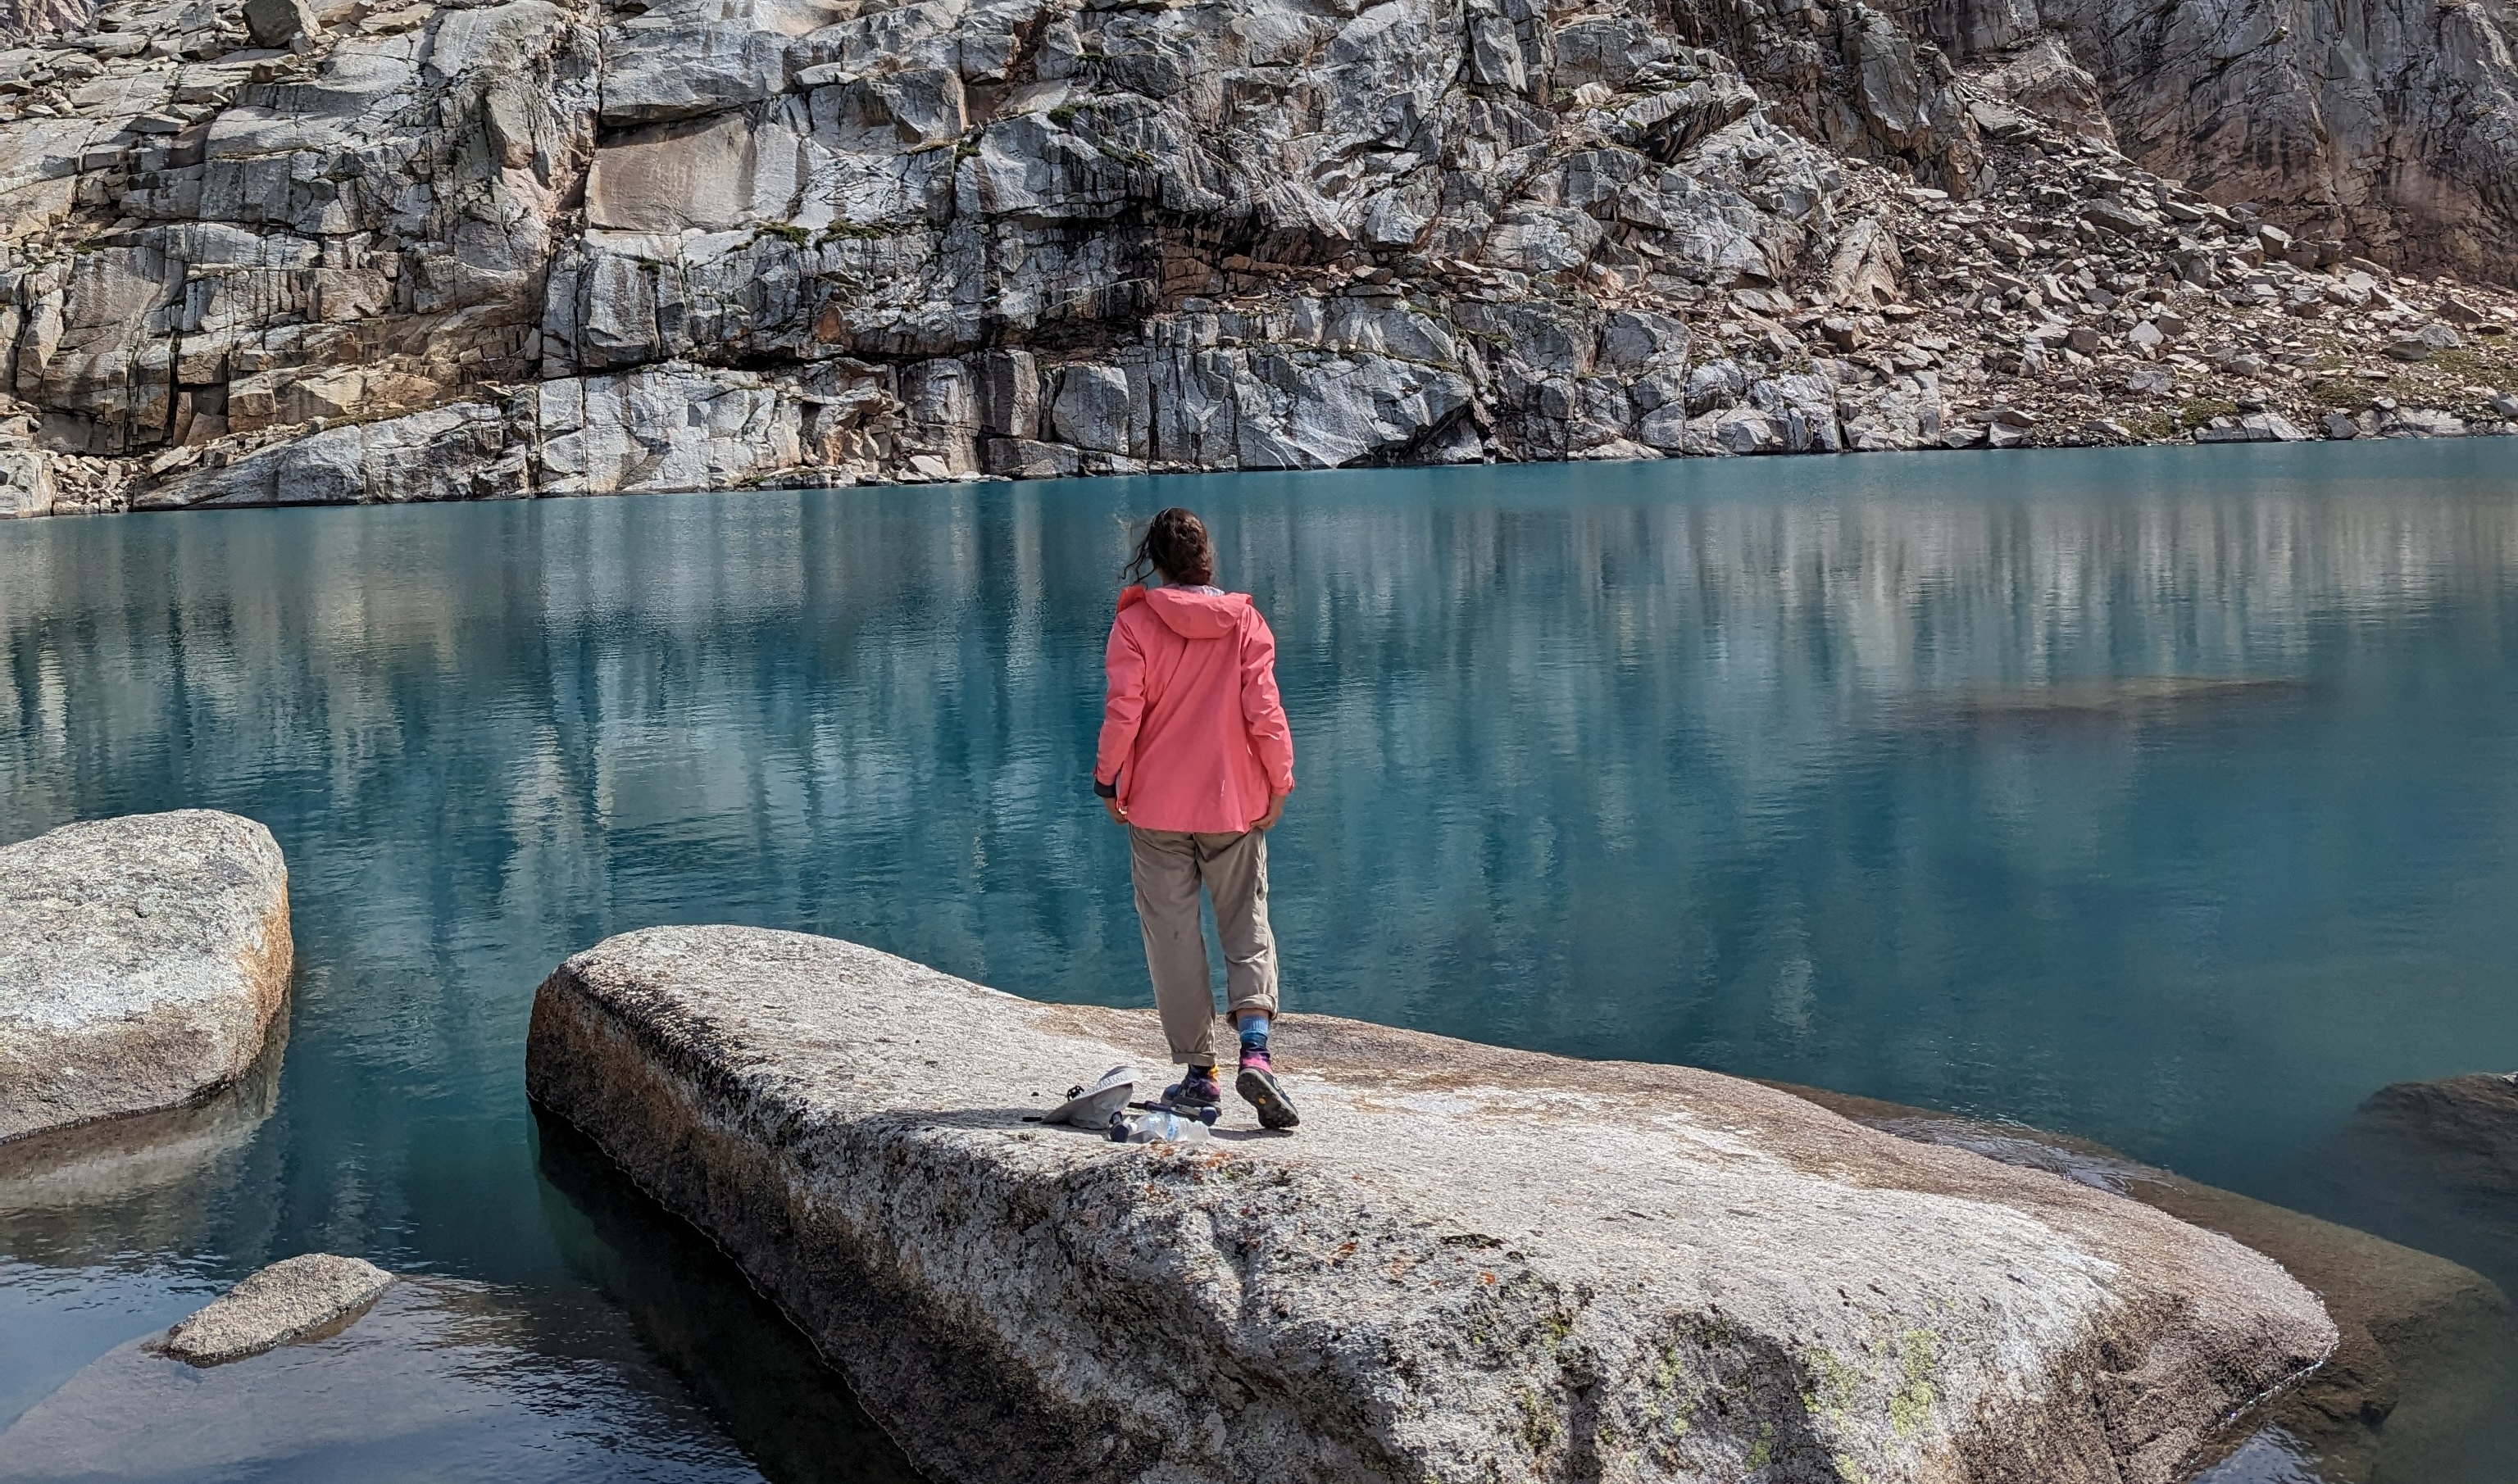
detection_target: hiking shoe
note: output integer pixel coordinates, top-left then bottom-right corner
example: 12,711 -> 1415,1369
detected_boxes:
1236,1051 -> 1300,1130
1161,1069 -> 1222,1111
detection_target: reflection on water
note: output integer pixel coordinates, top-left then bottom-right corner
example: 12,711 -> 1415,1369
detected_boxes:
0,1010 -> 286,1246
534,1114 -> 924,1484
2,440 -> 2516,1480
0,1279 -> 769,1482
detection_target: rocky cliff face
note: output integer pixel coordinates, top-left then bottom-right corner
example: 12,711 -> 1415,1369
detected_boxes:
3,0 -> 2516,511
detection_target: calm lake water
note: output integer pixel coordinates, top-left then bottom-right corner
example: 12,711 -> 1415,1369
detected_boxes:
2,442 -> 2516,1482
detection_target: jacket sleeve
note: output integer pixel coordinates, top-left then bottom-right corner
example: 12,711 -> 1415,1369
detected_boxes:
1239,609 -> 1296,795
1094,615 -> 1147,792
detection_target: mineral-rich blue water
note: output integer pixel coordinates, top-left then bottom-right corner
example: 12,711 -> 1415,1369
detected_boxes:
3,442 -> 2516,1481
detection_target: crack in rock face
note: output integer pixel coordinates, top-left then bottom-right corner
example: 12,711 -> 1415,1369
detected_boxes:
2,0 -> 2515,512
525,924 -> 2338,1484
0,810 -> 293,1145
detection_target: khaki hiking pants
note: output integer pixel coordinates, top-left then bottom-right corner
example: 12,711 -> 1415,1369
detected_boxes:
1128,826 -> 1279,1069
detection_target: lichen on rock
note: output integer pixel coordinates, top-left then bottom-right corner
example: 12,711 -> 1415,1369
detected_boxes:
526,924 -> 2338,1484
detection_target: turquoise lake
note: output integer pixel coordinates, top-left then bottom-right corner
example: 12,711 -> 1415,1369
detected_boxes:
2,442 -> 2516,1481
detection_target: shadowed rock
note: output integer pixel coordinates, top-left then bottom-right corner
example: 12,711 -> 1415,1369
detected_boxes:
526,925 -> 2336,1484
164,1253 -> 395,1365
1947,676 -> 2307,724
533,1110 -> 928,1484
0,811 -> 293,1145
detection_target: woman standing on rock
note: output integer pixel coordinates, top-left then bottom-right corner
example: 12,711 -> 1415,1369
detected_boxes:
1093,507 -> 1301,1130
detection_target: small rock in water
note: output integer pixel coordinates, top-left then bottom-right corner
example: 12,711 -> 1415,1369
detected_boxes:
165,1254 -> 393,1365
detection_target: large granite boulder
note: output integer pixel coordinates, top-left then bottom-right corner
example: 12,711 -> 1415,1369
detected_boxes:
0,810 -> 292,1144
526,925 -> 2337,1484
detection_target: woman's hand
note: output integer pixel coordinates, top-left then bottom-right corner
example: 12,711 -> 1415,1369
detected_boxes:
1102,796 -> 1129,826
1252,792 -> 1287,832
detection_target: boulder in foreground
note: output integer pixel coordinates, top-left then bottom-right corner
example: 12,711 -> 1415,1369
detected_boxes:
0,811 -> 293,1144
165,1254 -> 395,1366
526,926 -> 2337,1484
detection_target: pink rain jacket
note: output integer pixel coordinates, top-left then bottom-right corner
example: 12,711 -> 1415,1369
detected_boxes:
1094,585 -> 1296,833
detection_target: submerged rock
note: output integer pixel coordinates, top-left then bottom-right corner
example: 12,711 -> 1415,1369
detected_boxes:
2311,1073 -> 2518,1308
0,811 -> 293,1145
165,1253 -> 396,1365
527,925 -> 2336,1484
2353,1073 -> 2518,1182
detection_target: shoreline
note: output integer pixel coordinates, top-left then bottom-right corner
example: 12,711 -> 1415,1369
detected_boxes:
7,424 -> 2510,523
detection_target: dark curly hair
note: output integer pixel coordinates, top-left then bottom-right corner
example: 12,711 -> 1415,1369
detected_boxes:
1123,506 -> 1216,587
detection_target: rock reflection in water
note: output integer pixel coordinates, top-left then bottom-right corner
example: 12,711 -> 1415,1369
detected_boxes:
534,1111 -> 925,1484
2197,1428 -> 2331,1484
0,1278 -> 765,1482
0,1010 -> 287,1264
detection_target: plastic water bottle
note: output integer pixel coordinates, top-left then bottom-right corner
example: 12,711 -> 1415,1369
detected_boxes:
1108,1110 -> 1211,1144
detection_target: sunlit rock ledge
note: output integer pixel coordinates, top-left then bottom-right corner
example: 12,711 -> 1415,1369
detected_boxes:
525,925 -> 2335,1484
0,810 -> 293,1145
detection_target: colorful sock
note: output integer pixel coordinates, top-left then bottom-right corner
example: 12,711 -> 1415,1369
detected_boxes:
1237,1014 -> 1271,1063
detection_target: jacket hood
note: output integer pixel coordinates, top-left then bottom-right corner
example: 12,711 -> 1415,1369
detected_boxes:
1127,584 -> 1248,639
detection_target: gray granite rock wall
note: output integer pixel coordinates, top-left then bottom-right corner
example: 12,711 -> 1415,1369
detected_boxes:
3,0 -> 2516,510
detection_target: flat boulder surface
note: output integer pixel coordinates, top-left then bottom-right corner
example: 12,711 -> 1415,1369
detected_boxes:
526,926 -> 2337,1484
0,811 -> 293,1144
